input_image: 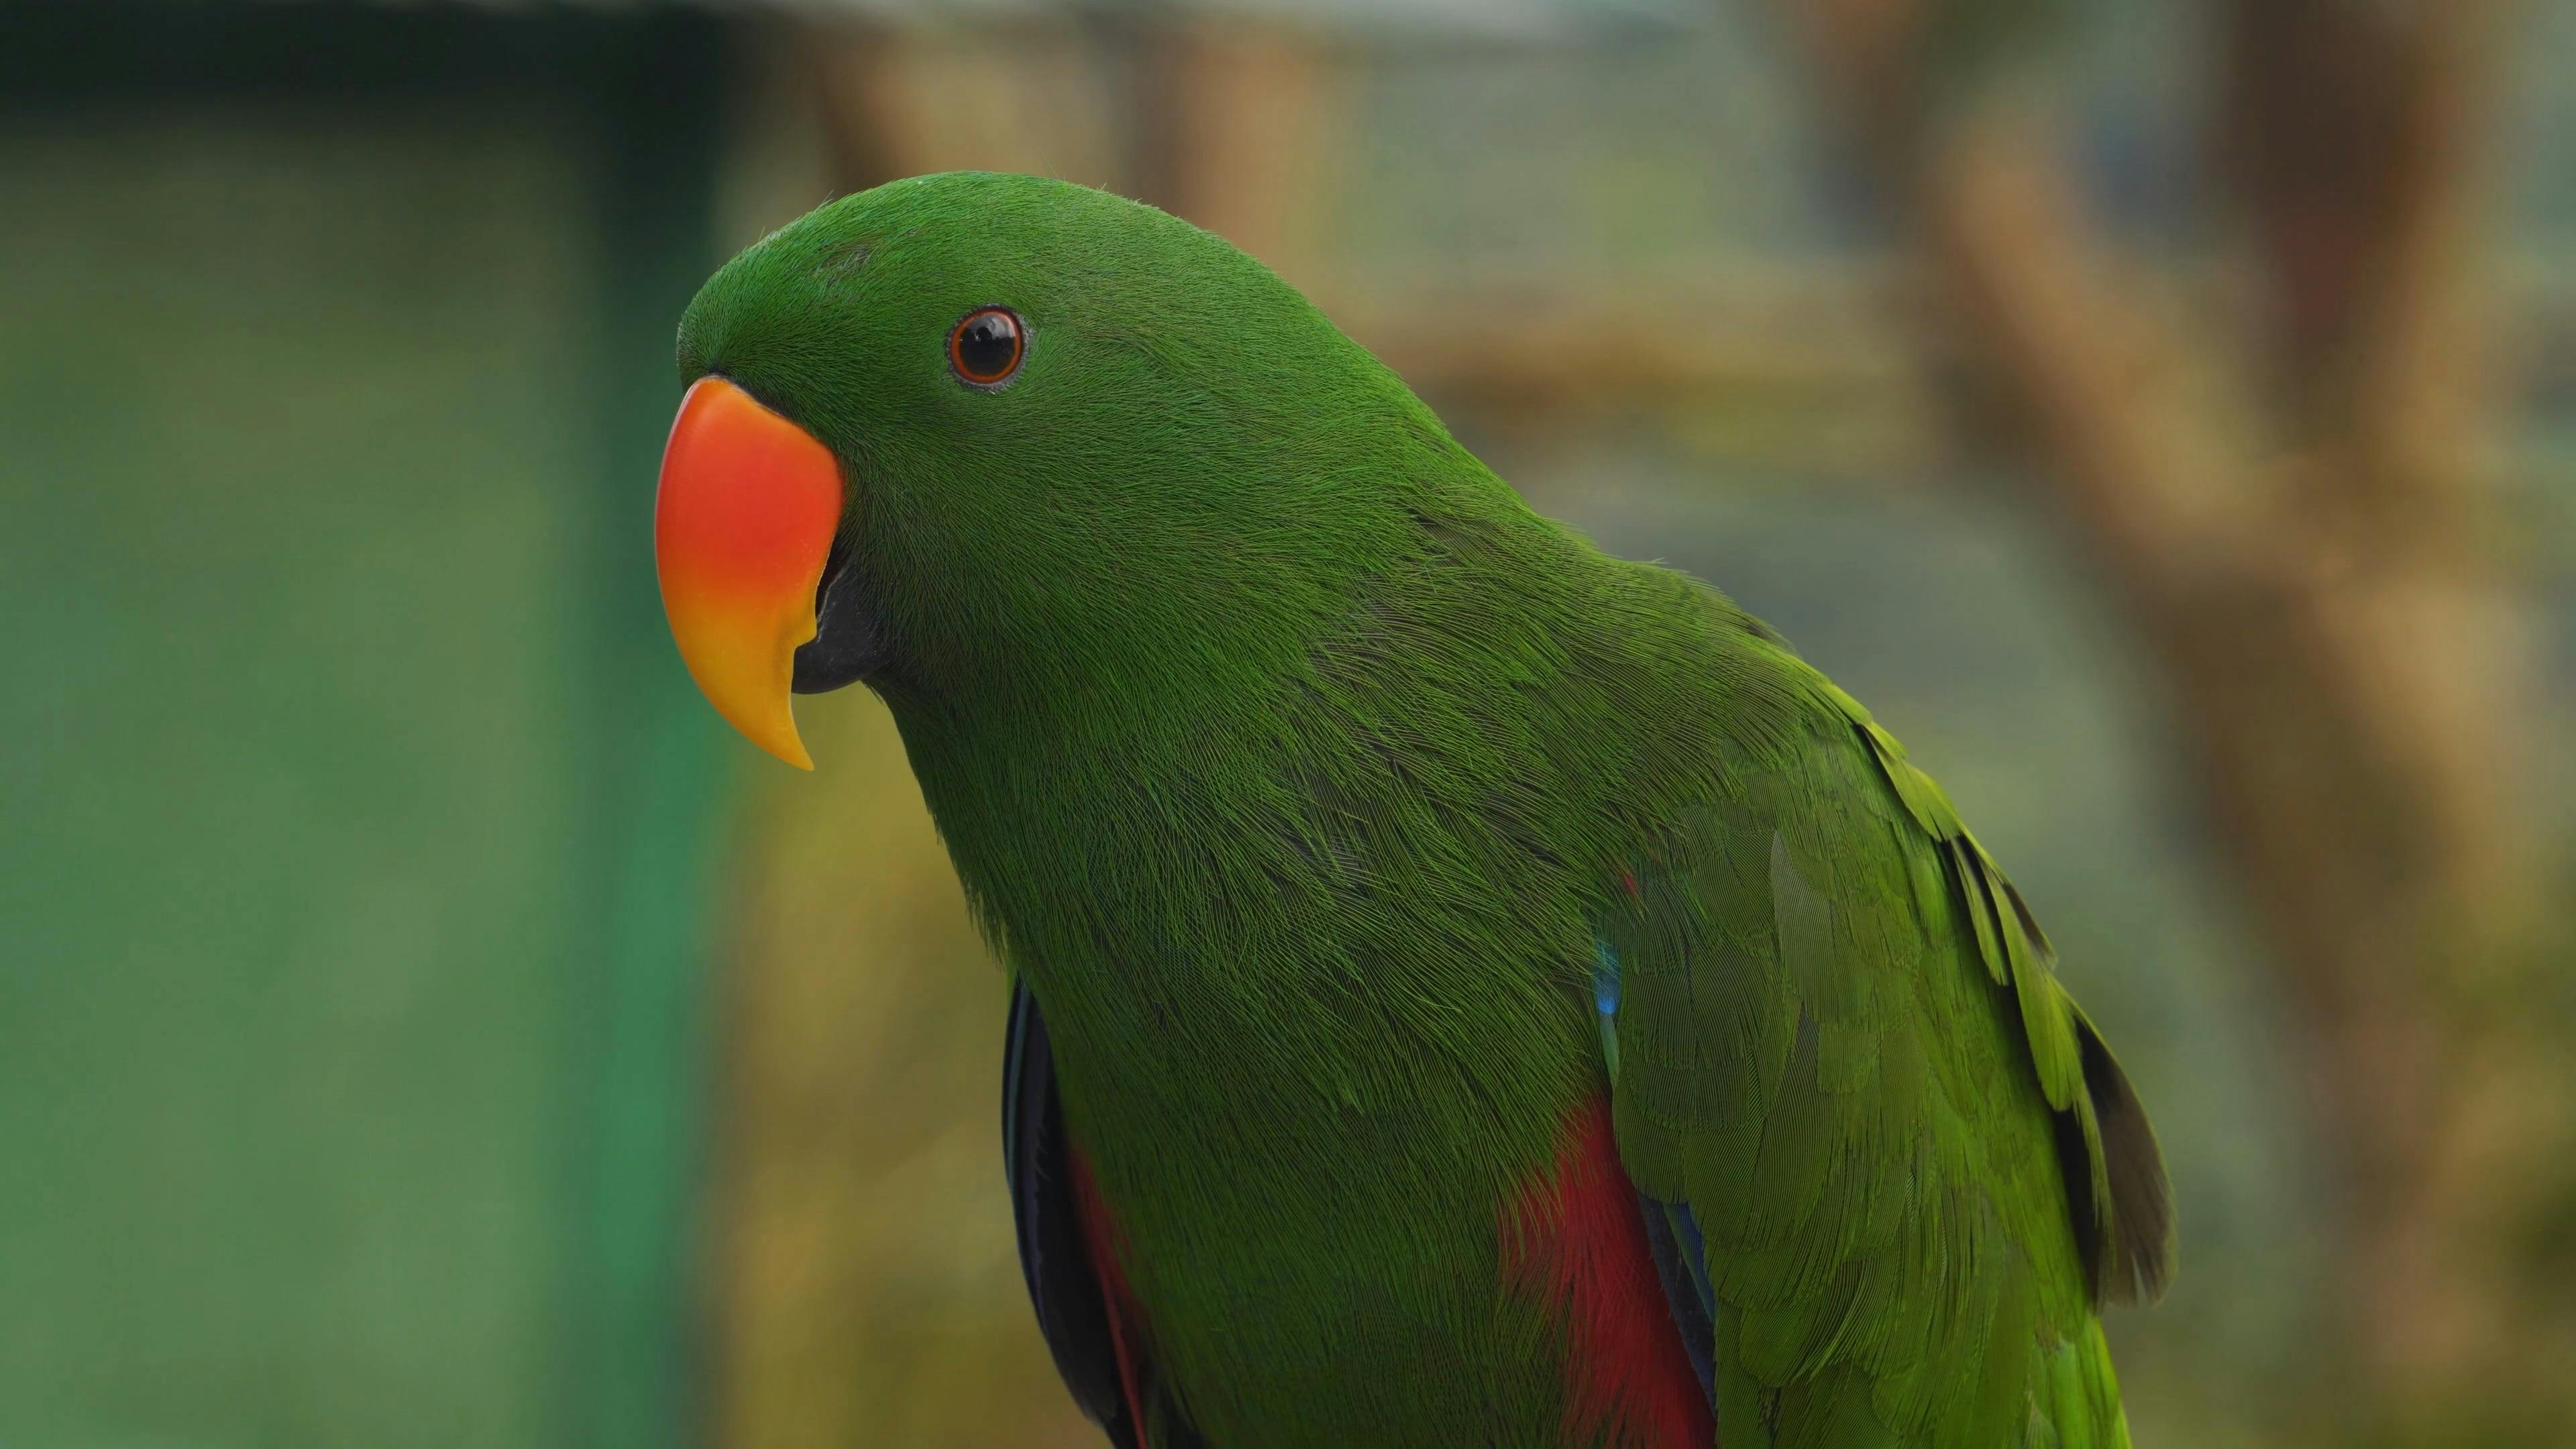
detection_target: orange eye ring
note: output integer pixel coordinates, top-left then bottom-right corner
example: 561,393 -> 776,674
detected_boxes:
948,305 -> 1026,388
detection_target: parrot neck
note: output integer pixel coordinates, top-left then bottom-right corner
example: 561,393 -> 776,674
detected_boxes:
875,435 -> 1796,1187
877,482 -> 1758,1132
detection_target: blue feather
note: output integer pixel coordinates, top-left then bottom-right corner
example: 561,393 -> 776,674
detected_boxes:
1593,936 -> 1623,1079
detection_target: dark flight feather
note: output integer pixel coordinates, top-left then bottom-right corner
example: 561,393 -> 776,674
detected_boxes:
1004,983 -> 1140,1448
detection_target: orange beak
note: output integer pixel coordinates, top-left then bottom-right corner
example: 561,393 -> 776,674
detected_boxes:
654,376 -> 845,770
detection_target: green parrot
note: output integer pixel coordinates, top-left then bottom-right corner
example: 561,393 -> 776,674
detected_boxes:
653,172 -> 2172,1448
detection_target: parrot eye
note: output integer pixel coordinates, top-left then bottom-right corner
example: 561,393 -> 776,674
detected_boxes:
948,305 -> 1026,388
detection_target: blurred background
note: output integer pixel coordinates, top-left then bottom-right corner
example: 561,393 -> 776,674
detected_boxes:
5,0 -> 2573,1446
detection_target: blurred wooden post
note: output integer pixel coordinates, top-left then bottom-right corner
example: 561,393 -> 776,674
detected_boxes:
1772,0 -> 2559,1433
1122,21 -> 1343,288
804,20 -> 1128,195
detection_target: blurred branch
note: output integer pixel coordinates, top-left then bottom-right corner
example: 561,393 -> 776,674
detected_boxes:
1770,0 -> 2559,1434
2223,0 -> 2505,513
1783,0 -> 2253,588
1334,272 -> 1915,411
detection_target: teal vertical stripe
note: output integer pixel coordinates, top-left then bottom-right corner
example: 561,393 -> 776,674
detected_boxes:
564,19 -> 735,1449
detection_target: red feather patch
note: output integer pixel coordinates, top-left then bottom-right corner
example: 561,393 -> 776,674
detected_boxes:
1503,1100 -> 1719,1449
1069,1148 -> 1152,1444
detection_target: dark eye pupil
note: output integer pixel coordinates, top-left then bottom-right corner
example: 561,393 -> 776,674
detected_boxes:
953,309 -> 1022,382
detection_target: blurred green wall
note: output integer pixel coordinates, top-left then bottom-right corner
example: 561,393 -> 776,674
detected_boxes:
0,7 -> 733,1447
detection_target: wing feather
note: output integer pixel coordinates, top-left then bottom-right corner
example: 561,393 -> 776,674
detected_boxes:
1601,676 -> 2173,1447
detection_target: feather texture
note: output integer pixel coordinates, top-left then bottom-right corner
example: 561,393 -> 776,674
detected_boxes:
1601,684 -> 2173,1446
678,172 -> 2173,1448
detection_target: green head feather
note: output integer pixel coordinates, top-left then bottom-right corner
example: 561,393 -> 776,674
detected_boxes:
676,171 -> 1481,724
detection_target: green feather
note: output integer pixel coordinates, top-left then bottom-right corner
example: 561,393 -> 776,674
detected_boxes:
1606,672 -> 2171,1444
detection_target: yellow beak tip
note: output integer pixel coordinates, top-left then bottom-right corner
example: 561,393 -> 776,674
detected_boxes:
719,696 -> 816,771
746,728 -> 815,771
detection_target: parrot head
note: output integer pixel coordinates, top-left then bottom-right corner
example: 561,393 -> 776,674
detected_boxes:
655,170 -> 1458,768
